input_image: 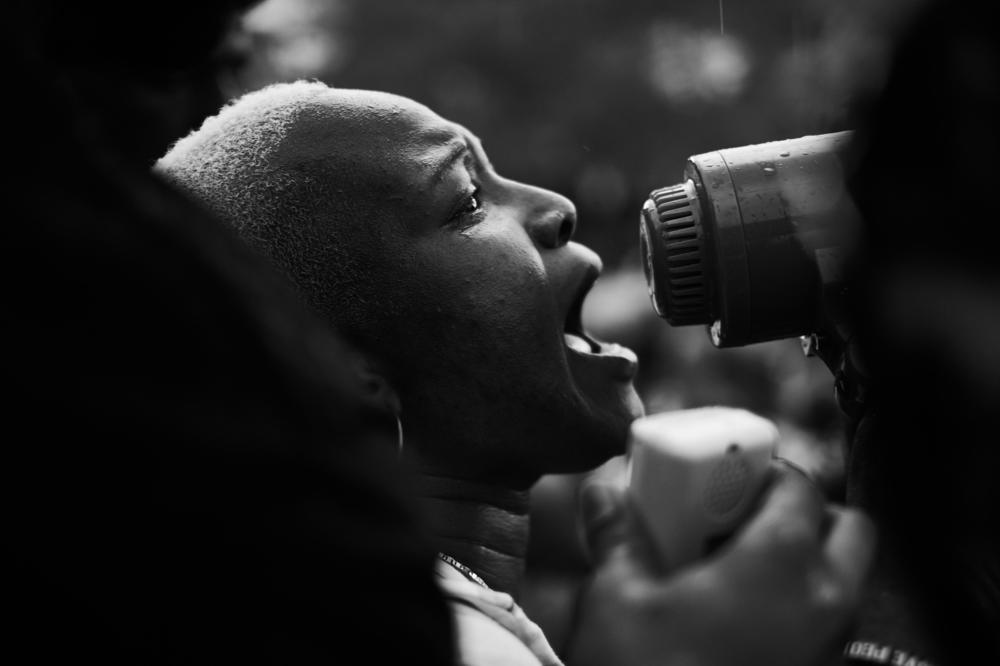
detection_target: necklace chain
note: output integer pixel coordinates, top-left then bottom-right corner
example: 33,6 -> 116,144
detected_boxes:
437,552 -> 489,588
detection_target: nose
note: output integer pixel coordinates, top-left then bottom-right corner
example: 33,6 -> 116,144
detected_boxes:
517,183 -> 577,249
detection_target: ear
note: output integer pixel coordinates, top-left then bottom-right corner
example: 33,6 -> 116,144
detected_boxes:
352,354 -> 402,417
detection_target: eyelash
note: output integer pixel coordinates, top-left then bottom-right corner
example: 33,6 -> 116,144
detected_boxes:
451,186 -> 484,228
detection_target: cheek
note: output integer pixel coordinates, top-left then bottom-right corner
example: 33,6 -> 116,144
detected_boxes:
464,247 -> 547,337
390,232 -> 564,372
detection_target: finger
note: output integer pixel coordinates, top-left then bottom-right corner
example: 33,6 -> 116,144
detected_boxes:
578,481 -> 628,566
735,461 -> 826,549
822,505 -> 877,597
772,455 -> 819,488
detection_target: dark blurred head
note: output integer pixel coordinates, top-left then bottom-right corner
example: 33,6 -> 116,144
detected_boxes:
20,0 -> 259,166
845,0 -> 1000,658
847,0 -> 1000,486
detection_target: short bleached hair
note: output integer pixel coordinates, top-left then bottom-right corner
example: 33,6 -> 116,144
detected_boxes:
155,81 -> 397,343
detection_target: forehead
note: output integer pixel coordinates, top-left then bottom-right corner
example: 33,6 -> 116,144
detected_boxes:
284,89 -> 475,185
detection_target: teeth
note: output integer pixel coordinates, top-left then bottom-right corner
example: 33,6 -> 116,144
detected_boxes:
564,332 -> 593,354
600,342 -> 639,364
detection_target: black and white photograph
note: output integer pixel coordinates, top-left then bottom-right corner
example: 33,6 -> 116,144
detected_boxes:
7,0 -> 997,664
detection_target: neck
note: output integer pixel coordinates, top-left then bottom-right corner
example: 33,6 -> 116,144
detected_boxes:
416,474 -> 531,598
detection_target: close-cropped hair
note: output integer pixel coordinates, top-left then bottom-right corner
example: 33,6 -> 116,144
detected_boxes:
156,81 -> 382,340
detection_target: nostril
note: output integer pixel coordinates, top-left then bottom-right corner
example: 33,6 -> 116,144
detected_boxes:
527,195 -> 577,248
556,213 -> 576,247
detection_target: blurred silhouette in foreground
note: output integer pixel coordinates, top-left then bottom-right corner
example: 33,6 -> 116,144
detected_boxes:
842,0 -> 1000,663
4,1 -> 453,662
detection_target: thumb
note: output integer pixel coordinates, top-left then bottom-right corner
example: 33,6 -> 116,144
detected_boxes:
579,481 -> 628,566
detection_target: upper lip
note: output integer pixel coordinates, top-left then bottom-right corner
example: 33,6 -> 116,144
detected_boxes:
563,265 -> 600,353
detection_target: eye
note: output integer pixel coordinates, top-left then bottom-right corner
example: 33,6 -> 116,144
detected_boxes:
460,190 -> 481,214
449,186 -> 484,228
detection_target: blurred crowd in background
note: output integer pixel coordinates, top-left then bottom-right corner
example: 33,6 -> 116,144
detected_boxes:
202,0 -> 930,649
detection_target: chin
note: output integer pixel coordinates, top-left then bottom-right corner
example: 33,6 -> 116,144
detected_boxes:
549,382 -> 644,474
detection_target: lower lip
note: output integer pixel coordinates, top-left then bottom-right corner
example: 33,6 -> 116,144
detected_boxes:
565,339 -> 639,381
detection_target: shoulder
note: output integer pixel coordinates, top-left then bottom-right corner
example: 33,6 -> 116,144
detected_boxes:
435,560 -> 549,666
449,600 -> 543,666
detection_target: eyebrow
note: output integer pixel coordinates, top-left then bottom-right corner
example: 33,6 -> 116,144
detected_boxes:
466,135 -> 493,172
427,140 -> 471,186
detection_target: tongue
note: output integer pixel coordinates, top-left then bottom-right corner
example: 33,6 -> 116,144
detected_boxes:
564,332 -> 593,354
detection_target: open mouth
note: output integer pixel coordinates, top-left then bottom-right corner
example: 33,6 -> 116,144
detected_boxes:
564,269 -> 601,354
561,266 -> 639,379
